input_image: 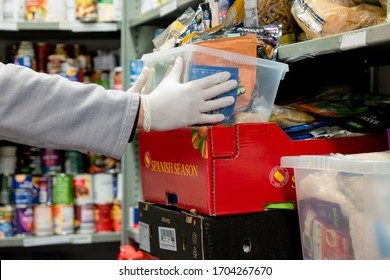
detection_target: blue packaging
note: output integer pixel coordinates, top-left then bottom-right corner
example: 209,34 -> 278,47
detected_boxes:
189,64 -> 238,121
130,59 -> 144,87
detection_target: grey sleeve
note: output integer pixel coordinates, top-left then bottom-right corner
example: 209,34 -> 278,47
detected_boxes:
0,62 -> 140,159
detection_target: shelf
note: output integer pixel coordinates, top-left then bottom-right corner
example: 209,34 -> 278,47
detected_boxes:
127,227 -> 139,244
129,0 -> 203,27
0,232 -> 120,248
278,22 -> 390,61
0,21 -> 120,32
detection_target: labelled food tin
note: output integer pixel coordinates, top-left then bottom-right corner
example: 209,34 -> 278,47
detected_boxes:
13,205 -> 33,236
94,204 -> 113,232
0,220 -> 13,237
12,189 -> 32,205
1,175 -> 12,205
53,174 -> 73,205
32,176 -> 53,205
53,204 -> 74,235
73,174 -> 93,205
41,149 -> 63,175
0,205 -> 13,222
65,150 -> 85,175
92,173 -> 114,204
12,174 -> 33,190
33,205 -> 53,236
16,146 -> 42,175
74,204 -> 94,234
112,202 -> 121,232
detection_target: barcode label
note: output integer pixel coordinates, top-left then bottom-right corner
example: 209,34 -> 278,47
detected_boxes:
158,226 -> 177,251
139,222 -> 151,252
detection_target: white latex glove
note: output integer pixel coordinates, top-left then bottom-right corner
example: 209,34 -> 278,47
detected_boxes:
128,67 -> 149,94
141,56 -> 238,131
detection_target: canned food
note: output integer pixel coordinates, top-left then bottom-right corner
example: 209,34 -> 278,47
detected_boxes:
12,189 -> 32,205
73,174 -> 93,205
13,205 -> 33,236
65,150 -> 85,175
12,174 -> 33,190
93,173 -> 114,204
32,176 -> 53,205
33,205 -> 53,236
0,205 -> 13,222
112,203 -> 122,232
16,146 -> 42,175
94,204 -> 113,232
53,174 -> 73,205
74,204 -> 94,234
0,220 -> 13,238
41,149 -> 63,175
53,204 -> 74,235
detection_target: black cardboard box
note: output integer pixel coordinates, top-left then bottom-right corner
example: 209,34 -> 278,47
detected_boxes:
138,201 -> 302,260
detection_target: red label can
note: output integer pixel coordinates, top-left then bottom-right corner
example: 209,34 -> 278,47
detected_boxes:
94,204 -> 113,233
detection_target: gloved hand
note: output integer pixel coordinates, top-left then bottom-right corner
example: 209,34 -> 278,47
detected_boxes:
141,56 -> 238,131
128,67 -> 149,94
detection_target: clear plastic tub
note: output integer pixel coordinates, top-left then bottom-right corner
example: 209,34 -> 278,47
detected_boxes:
281,153 -> 390,259
141,44 -> 289,122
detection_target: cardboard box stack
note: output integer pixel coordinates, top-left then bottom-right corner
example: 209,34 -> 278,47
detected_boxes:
135,44 -> 389,260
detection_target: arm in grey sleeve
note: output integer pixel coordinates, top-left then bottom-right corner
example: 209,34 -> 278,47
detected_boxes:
0,62 -> 140,159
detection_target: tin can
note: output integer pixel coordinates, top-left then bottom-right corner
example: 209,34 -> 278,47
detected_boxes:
16,146 -> 42,175
0,205 -> 13,222
0,146 -> 17,174
25,0 -> 47,21
41,149 -> 63,175
112,202 -> 121,232
64,150 -> 84,175
33,205 -> 53,236
31,176 -> 53,205
93,173 -> 114,204
12,189 -> 32,205
0,175 -> 12,205
73,174 -> 93,205
74,204 -> 94,234
13,205 -> 33,236
53,174 -> 73,205
12,174 -> 33,190
94,204 -> 113,232
0,220 -> 13,237
76,0 -> 98,22
53,204 -> 74,235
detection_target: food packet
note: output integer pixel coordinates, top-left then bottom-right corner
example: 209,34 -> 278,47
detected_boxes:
291,0 -> 386,39
269,104 -> 316,128
152,7 -> 195,50
181,0 -> 245,45
256,0 -> 299,44
235,24 -> 282,60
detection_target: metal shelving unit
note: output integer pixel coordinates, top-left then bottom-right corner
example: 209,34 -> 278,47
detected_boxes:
0,232 -> 120,248
121,1 -> 390,247
0,16 -> 121,254
278,22 -> 390,60
0,21 -> 119,32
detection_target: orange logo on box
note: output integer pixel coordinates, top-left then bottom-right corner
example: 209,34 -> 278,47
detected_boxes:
144,152 -> 151,169
269,166 -> 289,188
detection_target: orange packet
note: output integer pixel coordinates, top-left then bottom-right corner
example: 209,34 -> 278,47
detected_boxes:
194,35 -> 258,113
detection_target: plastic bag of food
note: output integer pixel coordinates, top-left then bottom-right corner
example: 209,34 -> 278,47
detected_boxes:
152,7 -> 195,50
291,0 -> 386,39
257,0 -> 299,44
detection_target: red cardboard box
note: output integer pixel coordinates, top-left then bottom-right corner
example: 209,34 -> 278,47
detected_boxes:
139,123 -> 388,216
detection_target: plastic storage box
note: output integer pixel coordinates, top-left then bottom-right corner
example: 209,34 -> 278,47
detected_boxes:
281,153 -> 390,260
141,44 -> 289,122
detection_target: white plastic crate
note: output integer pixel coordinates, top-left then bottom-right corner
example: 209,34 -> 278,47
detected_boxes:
282,152 -> 390,260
